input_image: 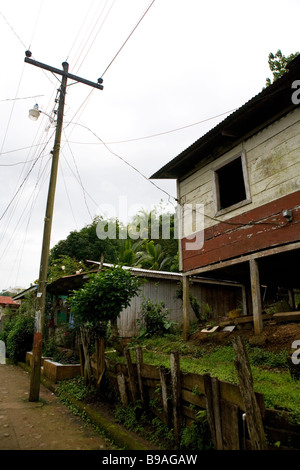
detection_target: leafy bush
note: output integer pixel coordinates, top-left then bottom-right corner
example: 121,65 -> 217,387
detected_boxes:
137,298 -> 176,338
0,315 -> 17,344
68,266 -> 142,335
6,314 -> 34,363
180,411 -> 213,450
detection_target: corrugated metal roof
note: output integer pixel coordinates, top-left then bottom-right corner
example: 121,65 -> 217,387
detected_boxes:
151,54 -> 300,180
0,296 -> 19,305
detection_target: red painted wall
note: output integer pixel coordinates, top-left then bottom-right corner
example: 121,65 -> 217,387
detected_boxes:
182,190 -> 300,271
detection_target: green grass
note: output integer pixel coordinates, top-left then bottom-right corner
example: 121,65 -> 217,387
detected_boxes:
127,333 -> 300,422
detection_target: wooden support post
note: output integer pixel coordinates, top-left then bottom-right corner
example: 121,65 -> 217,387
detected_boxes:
170,351 -> 181,443
249,259 -> 263,334
135,347 -> 145,408
159,366 -> 169,426
288,288 -> 295,310
232,335 -> 267,450
241,285 -> 247,315
124,348 -> 138,405
182,275 -> 190,341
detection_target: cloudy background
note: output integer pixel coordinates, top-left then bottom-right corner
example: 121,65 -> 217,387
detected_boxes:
0,0 -> 299,291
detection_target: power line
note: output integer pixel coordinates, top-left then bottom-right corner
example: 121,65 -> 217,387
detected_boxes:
100,0 -> 156,78
66,120 -> 179,203
0,135 -> 53,222
73,0 -> 116,75
64,108 -> 237,146
63,130 -> 94,220
0,94 -> 44,102
0,10 -> 27,49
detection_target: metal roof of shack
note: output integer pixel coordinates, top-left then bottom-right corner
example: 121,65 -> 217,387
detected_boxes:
151,54 -> 300,180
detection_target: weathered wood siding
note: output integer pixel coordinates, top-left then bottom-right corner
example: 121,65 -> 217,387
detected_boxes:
117,277 -> 243,337
179,108 -> 300,270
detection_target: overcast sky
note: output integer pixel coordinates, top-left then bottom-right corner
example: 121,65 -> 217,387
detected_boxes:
0,0 -> 299,292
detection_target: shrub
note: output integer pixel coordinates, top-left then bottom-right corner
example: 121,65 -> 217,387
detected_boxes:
137,298 -> 176,338
180,411 -> 213,450
0,316 -> 17,344
6,314 -> 34,363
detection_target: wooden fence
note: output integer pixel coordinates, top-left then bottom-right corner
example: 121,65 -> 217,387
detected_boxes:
91,346 -> 300,451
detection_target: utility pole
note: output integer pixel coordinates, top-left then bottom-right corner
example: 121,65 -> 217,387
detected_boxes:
25,51 -> 103,402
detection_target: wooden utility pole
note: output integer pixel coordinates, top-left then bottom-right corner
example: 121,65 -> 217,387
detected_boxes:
25,52 -> 103,402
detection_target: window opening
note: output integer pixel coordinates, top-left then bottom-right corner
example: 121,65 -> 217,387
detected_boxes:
216,156 -> 247,210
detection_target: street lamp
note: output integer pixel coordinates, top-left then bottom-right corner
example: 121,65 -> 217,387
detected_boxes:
28,104 -> 55,124
28,104 -> 40,121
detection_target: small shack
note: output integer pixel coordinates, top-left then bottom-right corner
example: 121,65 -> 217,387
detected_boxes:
46,263 -> 245,338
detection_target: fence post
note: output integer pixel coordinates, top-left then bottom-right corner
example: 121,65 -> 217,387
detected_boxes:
117,373 -> 128,406
170,351 -> 181,443
135,347 -> 146,408
232,335 -> 268,450
124,348 -> 138,405
159,366 -> 169,426
203,373 -> 217,449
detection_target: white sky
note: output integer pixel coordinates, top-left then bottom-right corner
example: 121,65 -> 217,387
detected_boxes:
0,0 -> 299,292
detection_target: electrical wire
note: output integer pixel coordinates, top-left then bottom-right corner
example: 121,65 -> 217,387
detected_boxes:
0,10 -> 27,49
62,129 -> 94,220
100,0 -> 157,78
0,94 -> 44,102
0,133 -> 54,223
65,120 -> 178,203
65,0 -> 98,63
64,108 -> 238,146
73,0 -> 116,75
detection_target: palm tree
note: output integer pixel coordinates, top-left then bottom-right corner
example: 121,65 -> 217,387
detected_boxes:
137,241 -> 173,271
117,239 -> 145,267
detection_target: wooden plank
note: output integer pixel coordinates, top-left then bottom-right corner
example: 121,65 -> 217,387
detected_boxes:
182,404 -> 198,421
181,388 -> 207,409
135,347 -> 146,407
140,363 -> 160,380
143,378 -> 161,389
184,239 -> 300,277
170,351 -> 181,443
232,335 -> 268,450
249,259 -> 263,335
124,348 -> 138,405
220,399 -> 240,450
273,311 -> 300,322
181,190 -> 300,271
182,372 -> 205,394
218,380 -> 264,413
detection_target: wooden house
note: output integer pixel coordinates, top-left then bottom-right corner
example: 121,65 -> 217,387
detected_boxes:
151,55 -> 300,337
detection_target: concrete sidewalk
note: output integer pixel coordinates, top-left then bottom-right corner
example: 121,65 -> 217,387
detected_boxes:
0,363 -> 114,450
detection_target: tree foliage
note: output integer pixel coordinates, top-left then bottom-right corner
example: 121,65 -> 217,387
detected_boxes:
48,204 -> 179,280
68,265 -> 142,336
265,49 -> 299,87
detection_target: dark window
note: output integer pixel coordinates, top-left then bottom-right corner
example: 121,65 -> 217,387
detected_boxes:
216,157 -> 247,210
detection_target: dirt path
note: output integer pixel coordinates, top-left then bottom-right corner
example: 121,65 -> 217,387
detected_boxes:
0,363 -> 115,450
